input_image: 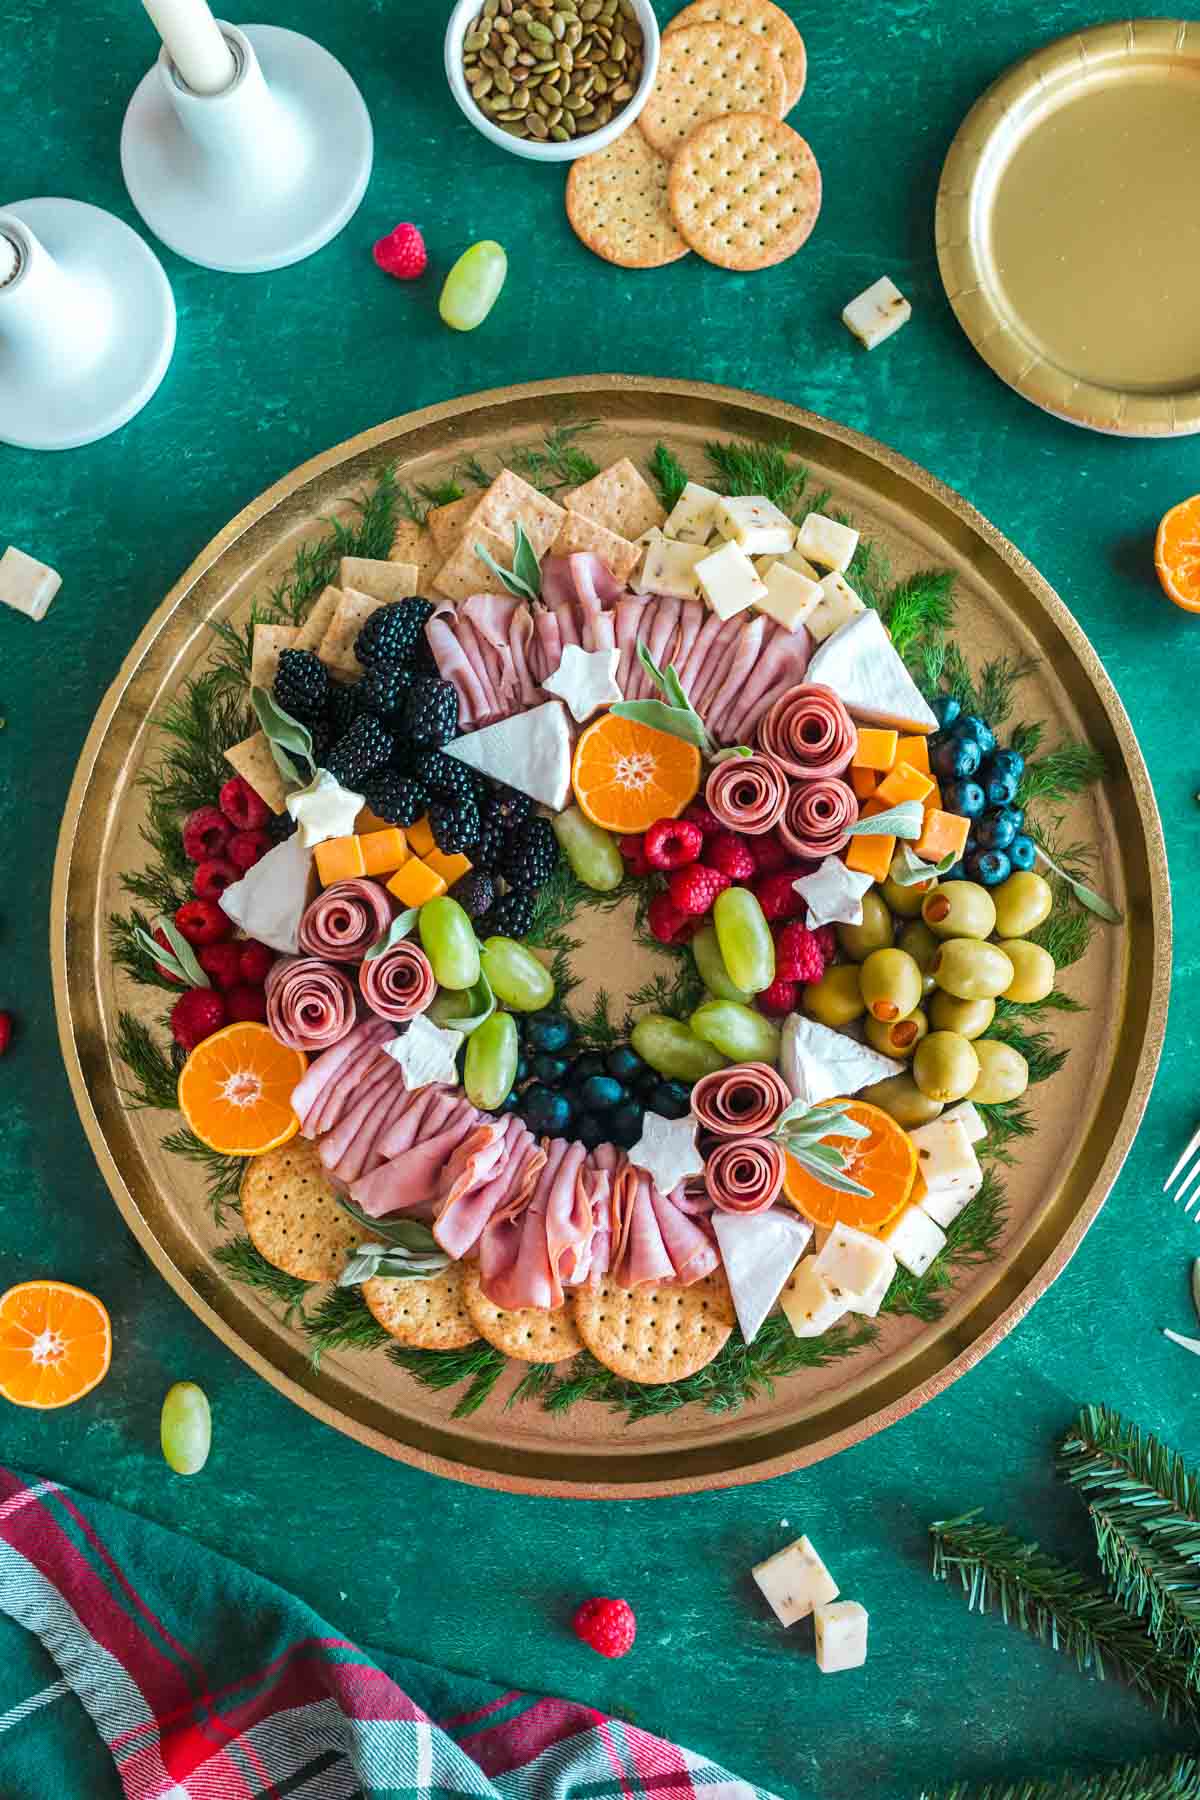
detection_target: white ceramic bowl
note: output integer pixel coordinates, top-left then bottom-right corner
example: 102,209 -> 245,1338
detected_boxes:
445,0 -> 660,163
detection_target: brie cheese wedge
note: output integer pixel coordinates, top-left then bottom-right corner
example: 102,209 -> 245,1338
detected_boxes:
219,833 -> 314,955
446,701 -> 572,811
806,609 -> 939,734
780,1014 -> 902,1108
712,1208 -> 813,1345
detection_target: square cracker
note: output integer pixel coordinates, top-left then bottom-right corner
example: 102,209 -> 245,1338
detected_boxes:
224,731 -> 289,814
338,557 -> 418,603
433,525 -> 518,604
427,495 -> 477,556
563,457 -> 666,540
553,510 -> 641,583
390,519 -> 442,592
251,624 -> 298,691
464,468 -> 566,560
293,584 -> 343,654
318,589 -> 386,679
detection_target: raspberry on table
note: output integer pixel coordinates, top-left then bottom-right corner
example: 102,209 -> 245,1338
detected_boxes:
192,859 -> 239,903
219,775 -> 270,833
171,988 -> 227,1053
752,869 -> 809,922
682,802 -> 723,838
197,942 -> 244,991
702,831 -> 756,881
228,829 -> 271,872
774,921 -> 829,985
182,805 -> 231,863
573,1597 -> 636,1660
373,222 -> 428,281
646,891 -> 697,946
749,830 -> 792,875
226,985 -> 268,1025
644,817 -> 704,871
0,1013 -> 11,1057
755,977 -> 798,1017
237,941 -> 275,986
175,898 -> 232,947
668,863 -> 730,917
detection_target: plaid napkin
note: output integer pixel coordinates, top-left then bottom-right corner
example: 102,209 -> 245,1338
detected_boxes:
0,1466 -> 775,1800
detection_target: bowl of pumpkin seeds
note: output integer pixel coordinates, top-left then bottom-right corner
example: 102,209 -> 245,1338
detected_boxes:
445,0 -> 659,162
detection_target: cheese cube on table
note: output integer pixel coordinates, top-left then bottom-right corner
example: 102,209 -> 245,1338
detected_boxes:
813,1223 -> 896,1317
780,1258 -> 848,1338
695,539 -> 767,620
909,1117 -> 983,1229
843,275 -> 912,350
753,1535 -> 840,1627
714,494 -> 796,557
795,512 -> 860,573
663,481 -> 721,544
638,536 -> 706,600
814,1600 -> 869,1672
806,572 -> 867,643
882,1203 -> 946,1277
0,546 -> 61,621
758,560 -> 823,633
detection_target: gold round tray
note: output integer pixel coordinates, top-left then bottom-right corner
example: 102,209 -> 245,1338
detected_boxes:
937,19 -> 1200,436
51,376 -> 1169,1496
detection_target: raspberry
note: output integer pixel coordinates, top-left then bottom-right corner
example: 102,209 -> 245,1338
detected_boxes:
193,859 -> 239,903
573,1596 -> 636,1659
753,869 -> 809,922
373,221 -> 428,280
644,817 -> 704,871
668,863 -> 730,917
226,984 -> 268,1024
702,831 -> 756,881
756,977 -> 798,1017
749,830 -> 792,875
171,987 -> 227,1053
182,805 -> 231,863
175,898 -> 232,947
237,941 -> 275,986
227,829 -> 271,872
646,891 -> 698,946
774,922 -> 828,985
219,775 -> 270,833
198,942 -> 244,990
151,927 -> 186,985
0,1013 -> 12,1056
813,924 -> 836,961
619,833 -> 652,877
682,802 -> 723,838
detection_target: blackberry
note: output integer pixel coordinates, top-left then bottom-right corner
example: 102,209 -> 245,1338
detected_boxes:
485,890 -> 536,938
326,714 -> 394,788
501,816 -> 558,891
450,870 -> 497,920
273,649 -> 329,724
471,818 -> 505,872
268,810 -> 299,844
400,676 -> 459,749
310,718 -> 335,766
414,749 -> 478,803
355,597 -> 435,667
429,799 -> 481,855
358,660 -> 416,718
325,680 -> 365,737
483,785 -> 533,834
361,769 -> 428,828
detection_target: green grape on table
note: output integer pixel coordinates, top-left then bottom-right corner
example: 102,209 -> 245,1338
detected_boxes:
419,897 -> 481,991
439,240 -> 508,332
480,936 -> 555,1011
691,924 -> 753,1004
161,1381 -> 211,1476
552,807 -> 624,892
465,1012 -> 519,1110
712,886 -> 775,994
690,998 -> 781,1065
631,1014 -> 729,1083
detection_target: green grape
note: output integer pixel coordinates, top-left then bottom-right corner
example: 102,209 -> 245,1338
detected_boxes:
631,1014 -> 729,1082
439,240 -> 508,332
465,1012 -> 518,1110
691,924 -> 753,1003
419,897 -> 480,991
480,936 -> 555,1011
428,988 -> 475,1026
552,806 -> 624,892
160,1382 -> 211,1476
712,886 -> 775,994
690,998 -> 781,1065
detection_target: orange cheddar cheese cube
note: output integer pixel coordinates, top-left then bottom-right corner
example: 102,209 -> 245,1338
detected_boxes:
874,761 -> 935,808
924,780 -> 943,813
314,835 -> 366,886
424,849 -> 473,888
359,828 -> 409,877
851,728 -> 898,773
355,805 -> 394,835
850,766 -> 879,801
407,816 -> 436,857
915,809 -> 970,863
897,735 -> 931,776
845,833 -> 895,882
387,858 -> 447,906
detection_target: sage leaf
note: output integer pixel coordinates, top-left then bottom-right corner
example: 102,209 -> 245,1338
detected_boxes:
251,685 -> 316,785
782,1149 -> 873,1199
134,920 -> 210,989
511,521 -> 542,598
338,1239 -> 450,1287
427,970 -> 496,1035
610,698 -> 710,751
1035,845 -> 1123,924
336,1198 -> 445,1249
711,745 -> 753,765
889,843 -> 957,887
364,908 -> 421,962
845,800 -> 925,841
475,539 -> 538,604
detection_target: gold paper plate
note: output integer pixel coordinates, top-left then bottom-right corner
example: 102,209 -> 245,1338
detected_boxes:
51,377 -> 1170,1496
937,20 -> 1200,435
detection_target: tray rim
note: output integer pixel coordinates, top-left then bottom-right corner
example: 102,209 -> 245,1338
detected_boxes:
51,373 -> 1172,1497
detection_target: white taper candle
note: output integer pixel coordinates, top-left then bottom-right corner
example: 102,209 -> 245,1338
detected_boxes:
142,0 -> 235,95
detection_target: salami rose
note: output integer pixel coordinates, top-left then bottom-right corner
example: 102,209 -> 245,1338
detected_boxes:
691,1063 -> 791,1138
704,1138 -> 786,1214
758,684 -> 856,780
266,957 -> 357,1053
778,777 -> 858,859
299,879 -> 393,964
359,942 -> 437,1023
704,753 -> 789,836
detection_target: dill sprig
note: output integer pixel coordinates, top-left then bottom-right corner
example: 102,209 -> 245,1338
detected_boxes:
974,1099 -> 1035,1159
938,646 -> 1039,727
1032,902 -> 1094,971
846,537 -> 892,613
265,465 -> 400,625
918,1754 -> 1200,1800
507,1361 -> 557,1409
140,671 -> 254,818
1019,742 -> 1109,808
1008,720 -> 1046,760
885,1169 -> 1007,1323
109,910 -> 180,991
114,1012 -> 180,1110
704,436 -> 811,517
458,453 -> 493,489
647,441 -> 689,512
507,419 -> 600,494
572,988 -> 622,1048
388,1341 -> 507,1417
212,1236 -> 310,1326
626,958 -> 705,1025
882,569 -> 955,661
303,1286 -> 391,1367
160,1129 -> 244,1226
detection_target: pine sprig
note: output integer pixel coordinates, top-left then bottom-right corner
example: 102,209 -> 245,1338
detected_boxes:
647,441 -> 689,512
388,1341 -> 507,1417
704,436 -> 811,517
114,1011 -> 181,1110
160,1129 -> 244,1226
213,1236 -> 310,1325
919,1755 -> 1200,1800
264,465 -> 400,624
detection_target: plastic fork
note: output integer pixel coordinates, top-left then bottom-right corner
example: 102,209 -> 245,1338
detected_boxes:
1164,1126 -> 1200,1216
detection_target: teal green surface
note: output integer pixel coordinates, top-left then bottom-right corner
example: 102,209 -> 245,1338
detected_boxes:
1,2 -> 1198,1793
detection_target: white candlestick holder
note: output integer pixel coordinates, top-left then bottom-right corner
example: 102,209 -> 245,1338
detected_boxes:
0,200 -> 176,451
121,23 -> 373,273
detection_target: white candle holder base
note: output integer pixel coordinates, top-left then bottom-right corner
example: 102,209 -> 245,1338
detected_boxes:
0,199 -> 176,452
121,24 -> 373,274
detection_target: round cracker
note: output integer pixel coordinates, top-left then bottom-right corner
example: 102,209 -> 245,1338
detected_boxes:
572,1271 -> 735,1384
668,111 -> 821,271
363,1264 -> 476,1351
666,0 -> 807,111
637,23 -> 787,160
566,128 -> 690,270
462,1264 -> 583,1363
241,1138 -> 364,1282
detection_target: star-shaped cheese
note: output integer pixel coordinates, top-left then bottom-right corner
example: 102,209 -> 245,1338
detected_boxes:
793,856 -> 875,928
382,1014 -> 463,1090
628,1111 -> 705,1194
541,644 -> 622,722
286,768 -> 365,848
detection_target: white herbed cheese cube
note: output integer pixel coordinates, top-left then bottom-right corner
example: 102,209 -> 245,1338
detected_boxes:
942,1100 -> 987,1144
753,1535 -> 840,1627
714,494 -> 797,556
909,1116 -> 984,1229
814,1223 -> 896,1317
843,275 -> 912,351
638,536 -> 706,600
806,571 -> 867,644
758,561 -> 824,634
695,538 -> 767,620
781,1257 -> 848,1338
814,1600 -> 869,1672
882,1203 -> 946,1277
795,512 -> 860,573
663,480 -> 721,544
0,545 -> 61,621
920,1177 -> 983,1231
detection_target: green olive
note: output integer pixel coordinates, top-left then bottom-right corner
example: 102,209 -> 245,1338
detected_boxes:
931,938 -> 1015,1001
858,948 -> 923,1023
997,938 -> 1056,1005
913,1030 -> 981,1103
860,1071 -> 945,1128
992,871 -> 1053,939
921,880 -> 997,941
865,1008 -> 928,1060
898,920 -> 940,995
880,855 -> 935,919
969,1037 -> 1030,1103
836,890 -> 894,962
802,963 -> 865,1029
928,991 -> 996,1039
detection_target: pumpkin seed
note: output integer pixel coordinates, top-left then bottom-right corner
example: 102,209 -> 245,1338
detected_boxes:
541,79 -> 562,102
465,29 -> 489,50
532,57 -> 557,71
580,0 -> 601,16
502,38 -> 518,64
493,65 -> 514,92
471,71 -> 495,95
526,18 -> 553,39
557,42 -> 574,67
526,112 -> 550,138
550,123 -> 570,140
565,18 -> 582,43
592,99 -> 612,123
480,47 -> 501,68
496,106 -> 524,120
546,104 -> 564,125
609,33 -> 625,58
610,78 -> 633,101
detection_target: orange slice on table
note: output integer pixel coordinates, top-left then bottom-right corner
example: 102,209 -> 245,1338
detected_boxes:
781,1099 -> 916,1235
1155,494 -> 1200,612
178,1021 -> 307,1156
571,713 -> 701,833
0,1281 -> 112,1409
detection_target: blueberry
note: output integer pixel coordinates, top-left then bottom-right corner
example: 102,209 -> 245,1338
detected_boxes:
1009,834 -> 1037,871
580,1074 -> 625,1112
942,859 -> 967,883
931,736 -> 982,782
987,748 -> 1025,784
572,1050 -> 608,1083
964,846 -> 1012,887
983,769 -> 1020,809
575,1111 -> 608,1150
545,1093 -> 576,1135
975,806 -> 1019,851
931,694 -> 961,730
606,1045 -> 644,1082
521,1083 -> 574,1133
635,1068 -> 662,1102
610,1101 -> 645,1149
942,779 -> 986,819
526,1011 -> 574,1054
533,1053 -> 570,1085
651,1079 -> 692,1120
955,714 -> 996,755
513,1053 -> 530,1085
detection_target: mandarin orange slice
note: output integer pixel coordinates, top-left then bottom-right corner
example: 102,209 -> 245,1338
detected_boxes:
177,1021 -> 307,1156
781,1099 -> 916,1234
1155,494 -> 1200,613
571,713 -> 701,832
0,1281 -> 112,1409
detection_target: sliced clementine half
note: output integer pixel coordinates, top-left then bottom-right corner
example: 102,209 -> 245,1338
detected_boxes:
572,712 -> 701,832
781,1098 -> 916,1234
178,1021 -> 307,1156
0,1281 -> 112,1409
1156,494 -> 1200,612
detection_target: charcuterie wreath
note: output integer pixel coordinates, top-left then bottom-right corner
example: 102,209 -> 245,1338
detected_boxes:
111,424 -> 1121,1423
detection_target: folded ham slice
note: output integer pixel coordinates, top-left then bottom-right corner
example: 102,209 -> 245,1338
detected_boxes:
540,553 -> 624,612
607,1149 -> 719,1288
348,1107 -> 482,1218
290,1019 -> 393,1135
478,1138 -> 604,1311
435,1118 -> 546,1260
